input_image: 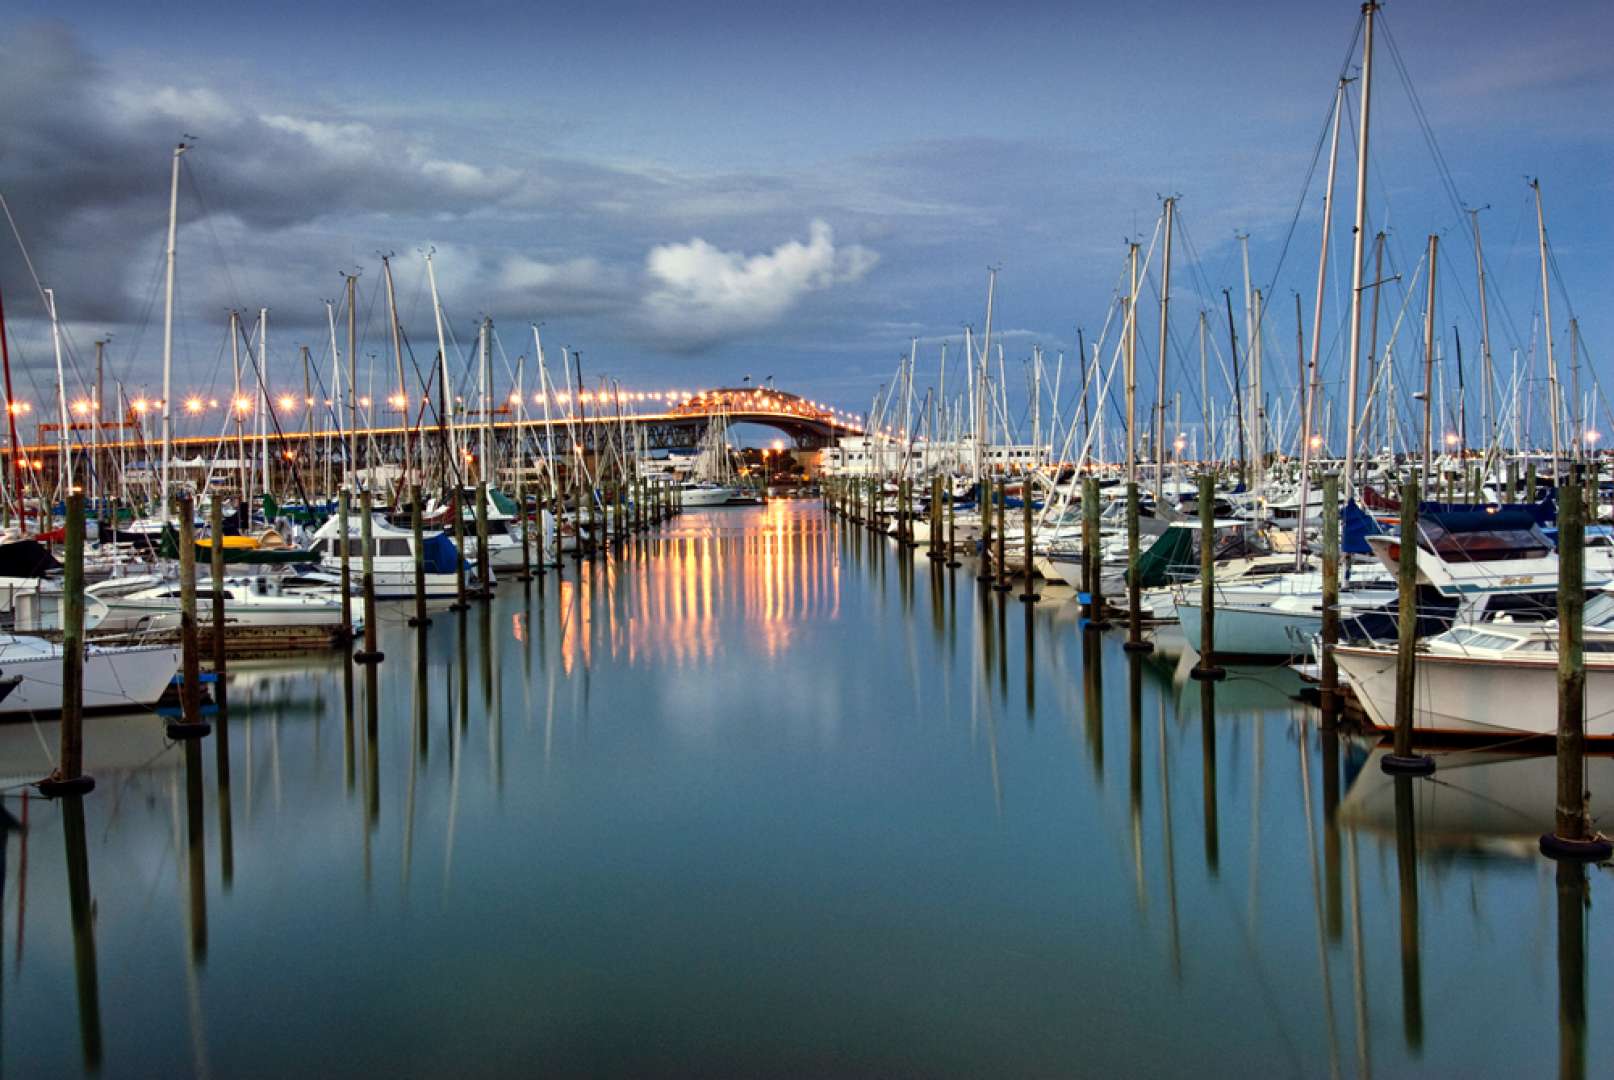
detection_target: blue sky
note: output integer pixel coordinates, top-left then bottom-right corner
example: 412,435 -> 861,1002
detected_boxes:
0,0 -> 1609,447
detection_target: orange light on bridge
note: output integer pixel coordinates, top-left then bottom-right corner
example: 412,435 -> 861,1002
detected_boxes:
184,397 -> 205,415
277,394 -> 298,412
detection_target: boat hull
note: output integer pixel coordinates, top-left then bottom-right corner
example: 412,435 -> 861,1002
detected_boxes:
1333,645 -> 1614,738
0,641 -> 180,716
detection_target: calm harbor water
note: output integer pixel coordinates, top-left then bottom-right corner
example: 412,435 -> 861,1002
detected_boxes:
1,500 -> 1607,1077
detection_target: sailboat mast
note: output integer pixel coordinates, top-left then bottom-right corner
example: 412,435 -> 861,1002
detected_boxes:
425,251 -> 458,481
1420,234 -> 1438,480
1125,242 -> 1139,488
159,142 -> 187,520
45,289 -> 71,498
1297,78 -> 1346,565
1533,179 -> 1563,471
1155,197 -> 1175,506
345,272 -> 358,491
1468,208 -> 1495,462
1341,1 -> 1377,495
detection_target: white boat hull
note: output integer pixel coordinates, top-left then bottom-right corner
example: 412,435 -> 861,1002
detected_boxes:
0,641 -> 180,716
1333,645 -> 1614,738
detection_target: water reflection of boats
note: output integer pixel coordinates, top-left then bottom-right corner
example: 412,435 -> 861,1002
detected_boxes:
1337,744 -> 1607,858
1170,651 -> 1308,711
0,713 -> 178,787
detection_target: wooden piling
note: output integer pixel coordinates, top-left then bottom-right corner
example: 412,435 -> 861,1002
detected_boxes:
355,489 -> 385,664
451,488 -> 470,610
209,497 -> 229,722
1086,476 -> 1109,628
1190,472 -> 1224,679
1320,472 -> 1340,708
338,489 -> 354,637
169,493 -> 210,738
1123,481 -> 1151,651
1541,471 -> 1611,858
475,479 -> 492,598
1020,473 -> 1039,603
946,481 -> 960,568
409,484 -> 430,627
39,491 -> 94,795
1382,472 -> 1433,774
993,479 -> 1011,592
978,475 -> 994,582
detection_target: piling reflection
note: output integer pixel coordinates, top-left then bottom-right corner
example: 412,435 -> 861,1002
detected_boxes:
1198,679 -> 1217,875
1557,860 -> 1588,1080
62,797 -> 100,1072
182,739 -> 207,965
1082,627 -> 1104,781
1393,774 -> 1424,1054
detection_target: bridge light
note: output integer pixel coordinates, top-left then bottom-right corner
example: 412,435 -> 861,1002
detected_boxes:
360,396 -> 372,409
184,396 -> 205,414
510,393 -> 523,405
277,394 -> 298,411
70,398 -> 92,416
131,398 -> 148,414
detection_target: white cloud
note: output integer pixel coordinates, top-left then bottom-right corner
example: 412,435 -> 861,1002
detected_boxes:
638,219 -> 877,350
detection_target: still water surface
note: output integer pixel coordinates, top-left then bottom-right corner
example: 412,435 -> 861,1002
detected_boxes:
1,502 -> 1606,1077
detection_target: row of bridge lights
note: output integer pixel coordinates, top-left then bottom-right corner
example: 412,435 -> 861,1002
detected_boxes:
4,388 -> 865,424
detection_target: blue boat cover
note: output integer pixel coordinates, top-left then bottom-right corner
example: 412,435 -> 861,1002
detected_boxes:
421,532 -> 463,573
1341,500 -> 1382,555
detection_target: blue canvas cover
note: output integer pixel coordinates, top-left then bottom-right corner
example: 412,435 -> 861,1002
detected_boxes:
421,532 -> 463,573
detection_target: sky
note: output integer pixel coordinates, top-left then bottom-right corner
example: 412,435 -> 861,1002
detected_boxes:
0,0 -> 1609,448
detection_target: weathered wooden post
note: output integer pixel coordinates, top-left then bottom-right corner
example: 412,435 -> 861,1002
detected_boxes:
39,492 -> 94,795
355,489 -> 385,665
209,497 -> 230,721
993,479 -> 1011,592
1123,479 -> 1151,652
1382,472 -> 1433,774
1527,459 -> 1538,503
977,475 -> 994,582
474,479 -> 492,598
1086,476 -> 1110,628
1504,458 -> 1517,504
1319,472 -> 1341,709
1540,471 -> 1612,858
169,493 -> 210,738
450,488 -> 470,611
1020,474 -> 1039,603
338,489 -> 354,638
409,484 -> 430,627
518,488 -> 534,583
945,482 -> 960,568
1190,472 -> 1224,679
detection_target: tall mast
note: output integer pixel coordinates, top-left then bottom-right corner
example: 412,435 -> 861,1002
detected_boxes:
1468,208 -> 1496,461
479,316 -> 492,481
424,250 -> 458,482
258,307 -> 270,503
1297,79 -> 1347,566
231,310 -> 246,504
0,284 -> 22,524
382,255 -> 410,489
325,299 -> 342,497
1341,1 -> 1377,495
1533,179 -> 1563,471
1125,242 -> 1139,487
1251,288 -> 1265,520
1155,197 -> 1175,505
1420,234 -> 1438,481
345,272 -> 358,491
159,142 -> 188,520
44,289 -> 71,498
979,268 -> 997,478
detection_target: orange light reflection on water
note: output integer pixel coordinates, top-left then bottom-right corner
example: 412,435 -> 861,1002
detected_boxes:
550,502 -> 838,672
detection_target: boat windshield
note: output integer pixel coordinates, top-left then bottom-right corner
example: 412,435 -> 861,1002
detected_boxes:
1416,522 -> 1551,561
1586,591 -> 1614,628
